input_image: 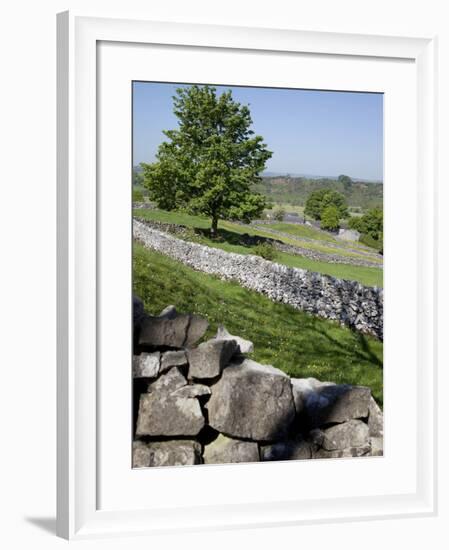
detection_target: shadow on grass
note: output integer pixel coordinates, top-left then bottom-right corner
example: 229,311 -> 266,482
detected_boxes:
313,327 -> 383,370
194,226 -> 271,248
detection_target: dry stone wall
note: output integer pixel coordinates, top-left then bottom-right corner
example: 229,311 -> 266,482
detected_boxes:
132,297 -> 384,468
134,220 -> 383,339
136,217 -> 382,268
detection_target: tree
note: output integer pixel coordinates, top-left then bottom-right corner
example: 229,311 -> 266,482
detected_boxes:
320,205 -> 341,232
253,242 -> 277,261
338,174 -> 352,192
348,216 -> 361,232
272,207 -> 286,221
304,189 -> 348,221
348,208 -> 383,251
141,85 -> 272,237
133,169 -> 144,187
132,187 -> 144,202
348,208 -> 383,240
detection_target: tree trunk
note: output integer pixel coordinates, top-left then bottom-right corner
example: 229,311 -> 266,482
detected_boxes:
210,216 -> 218,239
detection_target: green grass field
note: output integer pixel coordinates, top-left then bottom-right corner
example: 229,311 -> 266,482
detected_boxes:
228,220 -> 383,263
266,201 -> 365,215
134,242 -> 383,405
134,209 -> 383,287
268,221 -> 338,243
265,203 -> 305,217
267,221 -> 376,252
272,252 -> 382,287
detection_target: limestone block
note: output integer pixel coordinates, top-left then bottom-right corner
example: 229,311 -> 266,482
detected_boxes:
203,434 -> 259,464
207,359 -> 295,441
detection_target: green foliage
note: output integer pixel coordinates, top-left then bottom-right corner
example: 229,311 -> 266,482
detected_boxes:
133,169 -> 144,187
362,208 -> 383,239
132,187 -> 144,202
133,243 -> 383,405
338,174 -> 353,192
253,176 -> 383,210
359,233 -> 382,252
348,216 -> 362,231
272,206 -> 286,221
320,205 -> 341,231
253,242 -> 277,261
359,233 -> 377,248
141,85 -> 272,235
338,174 -> 352,185
349,208 -> 383,250
304,189 -> 349,221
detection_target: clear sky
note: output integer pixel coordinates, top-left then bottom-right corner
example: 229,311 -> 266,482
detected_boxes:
133,81 -> 383,181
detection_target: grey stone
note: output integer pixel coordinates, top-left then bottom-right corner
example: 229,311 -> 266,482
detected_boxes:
301,384 -> 372,427
138,314 -> 190,348
185,314 -> 210,347
308,428 -> 325,448
203,434 -> 259,464
158,305 -> 178,319
323,386 -> 372,424
148,367 -> 187,394
132,352 -> 160,378
206,359 -> 296,441
321,419 -> 369,451
290,377 -> 335,415
215,325 -> 254,354
313,444 -> 371,459
370,436 -> 384,456
138,308 -> 209,349
132,440 -> 152,468
261,437 -> 312,461
133,440 -> 202,467
160,350 -> 188,373
172,384 -> 211,398
135,391 -> 205,437
367,396 -> 384,437
187,339 -> 238,379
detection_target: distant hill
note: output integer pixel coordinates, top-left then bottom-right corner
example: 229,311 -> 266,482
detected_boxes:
262,171 -> 382,183
134,165 -> 383,210
253,176 -> 383,210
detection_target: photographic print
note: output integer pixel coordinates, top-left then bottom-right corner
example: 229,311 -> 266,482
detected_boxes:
131,82 -> 383,468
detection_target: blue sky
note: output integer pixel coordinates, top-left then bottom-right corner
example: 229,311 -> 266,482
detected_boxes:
133,82 -> 383,181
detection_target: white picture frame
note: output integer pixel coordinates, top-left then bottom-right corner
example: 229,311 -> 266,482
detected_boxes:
57,12 -> 437,540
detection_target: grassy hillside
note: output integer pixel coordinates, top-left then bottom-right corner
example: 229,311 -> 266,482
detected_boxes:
266,222 -> 380,253
266,221 -> 346,243
253,176 -> 383,210
134,243 -> 383,405
134,209 -> 383,287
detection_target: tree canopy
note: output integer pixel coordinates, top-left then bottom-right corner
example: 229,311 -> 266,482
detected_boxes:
141,85 -> 272,236
349,208 -> 383,251
320,205 -> 341,232
133,169 -> 144,187
272,207 -> 286,221
338,174 -> 353,192
348,208 -> 383,239
304,189 -> 349,221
